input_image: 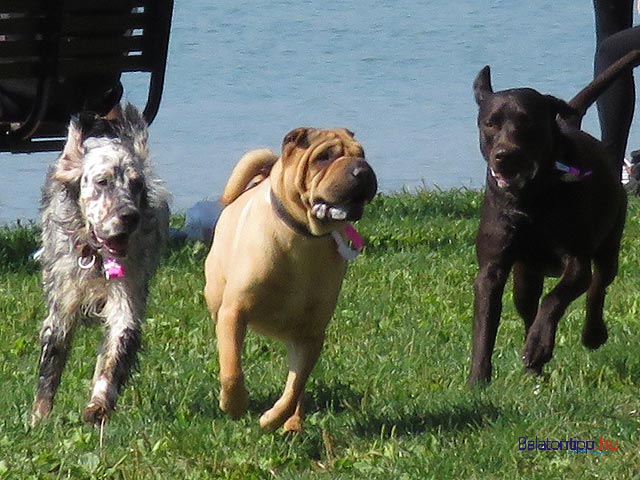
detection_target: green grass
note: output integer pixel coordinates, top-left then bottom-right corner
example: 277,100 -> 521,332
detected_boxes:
1,190 -> 639,479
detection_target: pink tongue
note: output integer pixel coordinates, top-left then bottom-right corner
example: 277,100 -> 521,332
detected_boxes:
344,224 -> 364,250
104,258 -> 125,279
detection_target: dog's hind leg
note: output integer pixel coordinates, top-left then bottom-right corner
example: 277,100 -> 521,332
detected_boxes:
582,261 -> 612,350
32,313 -> 77,424
582,216 -> 624,350
513,262 -> 544,338
259,337 -> 324,432
523,257 -> 592,374
83,287 -> 143,426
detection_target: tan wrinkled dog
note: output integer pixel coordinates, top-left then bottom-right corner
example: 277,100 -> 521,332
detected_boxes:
204,127 -> 377,432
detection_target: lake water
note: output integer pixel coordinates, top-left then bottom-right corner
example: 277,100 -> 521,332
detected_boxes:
0,1 -> 633,224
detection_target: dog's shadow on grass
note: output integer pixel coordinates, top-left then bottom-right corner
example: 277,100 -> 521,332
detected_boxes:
348,399 -> 503,438
245,380 -> 363,417
182,382 -> 504,438
194,380 -> 503,438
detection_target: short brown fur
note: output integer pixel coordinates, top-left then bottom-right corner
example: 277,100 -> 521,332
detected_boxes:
204,127 -> 376,432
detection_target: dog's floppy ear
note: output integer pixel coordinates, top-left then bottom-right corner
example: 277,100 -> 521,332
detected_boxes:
282,127 -> 311,149
544,94 -> 578,118
473,66 -> 494,105
342,128 -> 355,138
53,115 -> 88,184
282,127 -> 317,159
122,103 -> 150,162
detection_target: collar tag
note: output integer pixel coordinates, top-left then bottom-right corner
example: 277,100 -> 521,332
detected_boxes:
331,224 -> 364,261
555,161 -> 592,182
104,258 -> 126,279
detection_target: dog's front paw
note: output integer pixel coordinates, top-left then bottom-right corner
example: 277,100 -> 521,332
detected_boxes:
219,382 -> 249,419
259,408 -> 286,432
31,398 -> 53,426
83,400 -> 111,427
522,326 -> 555,373
467,364 -> 493,387
467,374 -> 491,387
259,400 -> 298,432
282,414 -> 303,433
582,323 -> 608,350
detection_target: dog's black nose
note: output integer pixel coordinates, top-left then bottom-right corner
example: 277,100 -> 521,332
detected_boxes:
120,210 -> 140,231
351,161 -> 376,181
494,149 -> 510,163
494,148 -> 520,164
350,160 -> 377,202
352,166 -> 366,177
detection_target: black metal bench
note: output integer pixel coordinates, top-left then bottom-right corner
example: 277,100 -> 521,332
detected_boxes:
0,0 -> 173,153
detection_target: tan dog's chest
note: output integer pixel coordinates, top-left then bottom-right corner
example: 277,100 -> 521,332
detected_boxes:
205,181 -> 347,341
245,269 -> 345,341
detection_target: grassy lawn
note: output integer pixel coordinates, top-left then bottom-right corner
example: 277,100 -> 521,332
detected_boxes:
0,190 -> 638,479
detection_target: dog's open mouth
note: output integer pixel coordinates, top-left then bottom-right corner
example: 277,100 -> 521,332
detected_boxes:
490,169 -> 512,189
311,201 -> 365,222
94,233 -> 130,257
490,161 -> 539,190
490,168 -> 531,190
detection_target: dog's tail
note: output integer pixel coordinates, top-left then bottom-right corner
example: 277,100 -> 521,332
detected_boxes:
563,49 -> 640,129
220,148 -> 279,205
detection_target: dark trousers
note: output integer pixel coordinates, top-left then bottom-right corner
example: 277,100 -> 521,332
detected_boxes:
594,0 -> 640,177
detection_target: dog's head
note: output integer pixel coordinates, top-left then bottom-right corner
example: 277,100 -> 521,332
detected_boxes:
53,104 -> 151,257
473,66 -> 576,193
272,127 -> 377,236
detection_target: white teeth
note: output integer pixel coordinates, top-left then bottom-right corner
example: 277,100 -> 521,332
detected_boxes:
312,203 -> 348,221
490,169 -> 508,188
328,207 -> 347,220
312,203 -> 328,220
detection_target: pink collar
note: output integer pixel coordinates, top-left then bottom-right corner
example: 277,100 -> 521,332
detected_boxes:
77,250 -> 126,280
555,161 -> 592,181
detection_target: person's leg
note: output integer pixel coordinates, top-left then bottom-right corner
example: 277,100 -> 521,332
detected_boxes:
593,0 -> 636,177
594,0 -> 633,42
595,27 -> 640,176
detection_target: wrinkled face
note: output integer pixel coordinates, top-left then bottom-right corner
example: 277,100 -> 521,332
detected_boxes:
79,138 -> 145,257
277,128 -> 377,234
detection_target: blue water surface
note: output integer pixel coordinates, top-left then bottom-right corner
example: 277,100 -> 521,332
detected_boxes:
0,1 -> 629,224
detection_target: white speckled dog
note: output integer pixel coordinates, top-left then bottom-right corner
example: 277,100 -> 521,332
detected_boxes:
32,104 -> 170,426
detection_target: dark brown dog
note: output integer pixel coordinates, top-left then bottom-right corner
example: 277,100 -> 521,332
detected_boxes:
468,51 -> 640,385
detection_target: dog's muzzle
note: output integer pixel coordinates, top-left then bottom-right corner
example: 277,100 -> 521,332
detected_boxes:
489,148 -> 539,190
312,160 -> 377,222
93,208 -> 141,257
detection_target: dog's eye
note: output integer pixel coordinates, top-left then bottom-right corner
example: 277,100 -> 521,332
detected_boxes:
315,151 -> 332,163
484,120 -> 496,129
520,117 -> 534,129
130,179 -> 144,194
96,178 -> 110,188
